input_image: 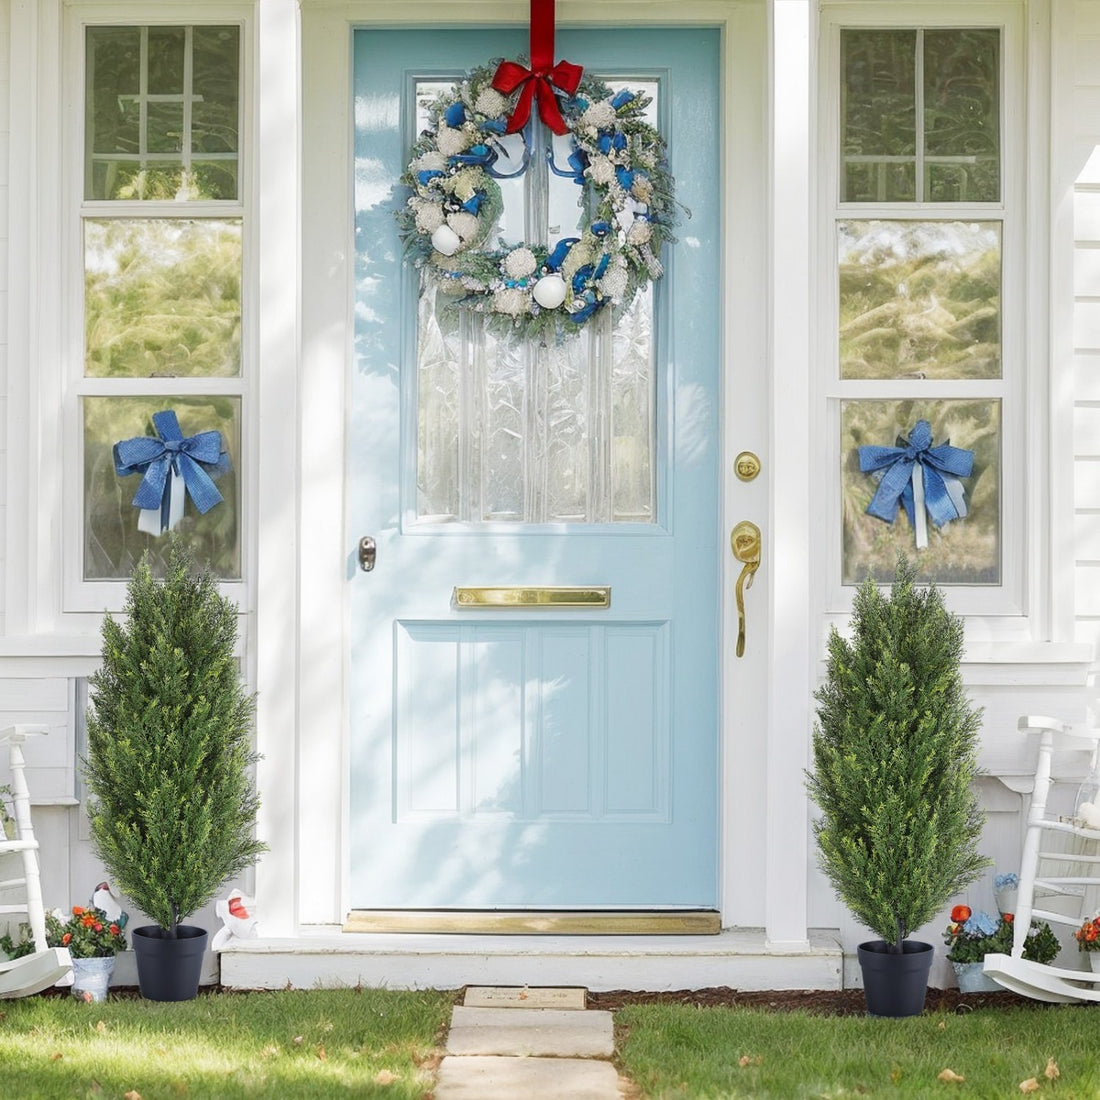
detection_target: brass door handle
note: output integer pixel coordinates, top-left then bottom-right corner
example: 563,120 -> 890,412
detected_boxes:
731,521 -> 761,658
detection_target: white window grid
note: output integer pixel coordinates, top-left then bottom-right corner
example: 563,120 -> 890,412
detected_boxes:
61,7 -> 253,615
84,24 -> 241,200
817,2 -> 1031,623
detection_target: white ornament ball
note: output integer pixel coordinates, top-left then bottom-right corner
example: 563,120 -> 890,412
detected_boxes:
532,273 -> 568,310
431,224 -> 462,256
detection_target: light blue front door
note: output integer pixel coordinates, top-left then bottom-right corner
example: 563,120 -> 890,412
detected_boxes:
350,26 -> 720,909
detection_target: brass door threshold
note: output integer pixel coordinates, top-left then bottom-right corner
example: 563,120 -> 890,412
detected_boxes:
343,910 -> 721,935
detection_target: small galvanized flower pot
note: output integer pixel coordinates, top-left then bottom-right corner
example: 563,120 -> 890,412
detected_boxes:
71,956 -> 115,1002
952,960 -> 1001,993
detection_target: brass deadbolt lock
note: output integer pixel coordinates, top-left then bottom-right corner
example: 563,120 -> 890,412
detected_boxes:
734,451 -> 761,482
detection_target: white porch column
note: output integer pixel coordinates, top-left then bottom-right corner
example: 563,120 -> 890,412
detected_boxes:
766,0 -> 813,949
254,0 -> 302,936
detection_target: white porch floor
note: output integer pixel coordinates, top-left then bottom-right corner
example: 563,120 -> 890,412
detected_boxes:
218,928 -> 843,992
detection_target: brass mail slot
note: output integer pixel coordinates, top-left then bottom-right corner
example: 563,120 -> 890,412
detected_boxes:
453,586 -> 611,609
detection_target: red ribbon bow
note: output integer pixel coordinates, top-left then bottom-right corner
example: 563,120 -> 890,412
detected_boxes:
491,0 -> 583,136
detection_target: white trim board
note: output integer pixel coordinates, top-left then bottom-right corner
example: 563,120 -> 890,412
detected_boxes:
297,1 -> 789,941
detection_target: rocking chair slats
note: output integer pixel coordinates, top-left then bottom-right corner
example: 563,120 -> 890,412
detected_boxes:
0,725 -> 72,998
982,716 -> 1100,1003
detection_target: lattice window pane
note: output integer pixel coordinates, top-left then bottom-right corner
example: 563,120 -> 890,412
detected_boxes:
84,218 -> 242,378
841,27 -> 1000,203
839,220 -> 1001,380
85,24 -> 240,201
841,398 -> 1000,584
83,396 -> 241,580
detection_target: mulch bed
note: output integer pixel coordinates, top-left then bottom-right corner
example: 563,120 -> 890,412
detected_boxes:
587,986 -> 1044,1016
29,984 -> 1047,1016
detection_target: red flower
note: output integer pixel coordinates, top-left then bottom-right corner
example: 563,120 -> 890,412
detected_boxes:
109,924 -> 119,935
94,923 -> 103,932
61,932 -> 72,945
81,913 -> 96,928
72,906 -> 84,917
1086,927 -> 1097,942
1003,913 -> 1014,922
950,905 -> 971,923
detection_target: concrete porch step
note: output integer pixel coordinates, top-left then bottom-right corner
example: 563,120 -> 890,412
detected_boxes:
218,927 -> 842,991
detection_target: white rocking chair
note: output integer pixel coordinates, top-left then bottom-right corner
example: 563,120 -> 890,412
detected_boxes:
0,725 -> 72,998
983,716 -> 1100,1003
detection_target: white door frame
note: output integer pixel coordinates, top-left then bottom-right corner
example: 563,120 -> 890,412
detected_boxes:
254,0 -> 814,949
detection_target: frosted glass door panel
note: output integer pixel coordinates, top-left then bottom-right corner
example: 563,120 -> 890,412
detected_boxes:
414,80 -> 657,526
418,294 -> 654,524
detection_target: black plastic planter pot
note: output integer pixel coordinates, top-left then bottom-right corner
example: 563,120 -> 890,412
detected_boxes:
857,939 -> 934,1017
131,925 -> 208,1002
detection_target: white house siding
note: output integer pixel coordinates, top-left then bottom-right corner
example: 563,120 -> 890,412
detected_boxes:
0,0 -> 91,938
0,0 -> 79,910
1074,0 -> 1100,661
0,0 -> 69,905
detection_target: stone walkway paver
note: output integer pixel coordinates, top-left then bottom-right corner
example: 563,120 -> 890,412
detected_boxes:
434,987 -> 627,1100
446,1005 -> 614,1056
436,1055 -> 622,1099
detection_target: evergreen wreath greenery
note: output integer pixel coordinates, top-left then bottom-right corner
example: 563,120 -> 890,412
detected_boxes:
806,556 -> 989,953
397,61 -> 677,342
83,541 -> 266,937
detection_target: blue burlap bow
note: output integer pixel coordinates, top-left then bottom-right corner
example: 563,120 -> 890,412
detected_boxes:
857,419 -> 973,549
113,409 -> 230,535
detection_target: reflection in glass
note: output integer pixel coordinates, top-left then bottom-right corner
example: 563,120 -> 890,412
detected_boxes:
841,398 -> 1000,584
85,24 -> 240,200
412,78 -> 658,525
839,221 -> 1001,380
924,30 -> 1000,203
84,219 -> 242,378
840,28 -> 1000,203
147,27 -> 185,94
84,397 -> 241,580
841,29 -> 917,203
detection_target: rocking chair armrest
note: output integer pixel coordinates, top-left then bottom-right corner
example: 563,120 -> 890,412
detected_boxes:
0,839 -> 39,854
1018,716 -> 1070,736
1018,716 -> 1100,749
0,725 -> 49,746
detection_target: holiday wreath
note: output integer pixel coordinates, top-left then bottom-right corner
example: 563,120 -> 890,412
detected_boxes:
397,61 -> 678,341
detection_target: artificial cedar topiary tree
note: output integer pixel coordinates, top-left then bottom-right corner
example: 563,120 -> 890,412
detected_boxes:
807,556 -> 988,954
83,540 -> 266,938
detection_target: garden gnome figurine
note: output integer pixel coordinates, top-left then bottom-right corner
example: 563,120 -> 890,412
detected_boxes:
92,881 -> 128,926
211,889 -> 258,951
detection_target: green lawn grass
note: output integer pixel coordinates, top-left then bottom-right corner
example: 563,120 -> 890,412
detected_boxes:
615,1003 -> 1100,1099
0,988 -> 453,1099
